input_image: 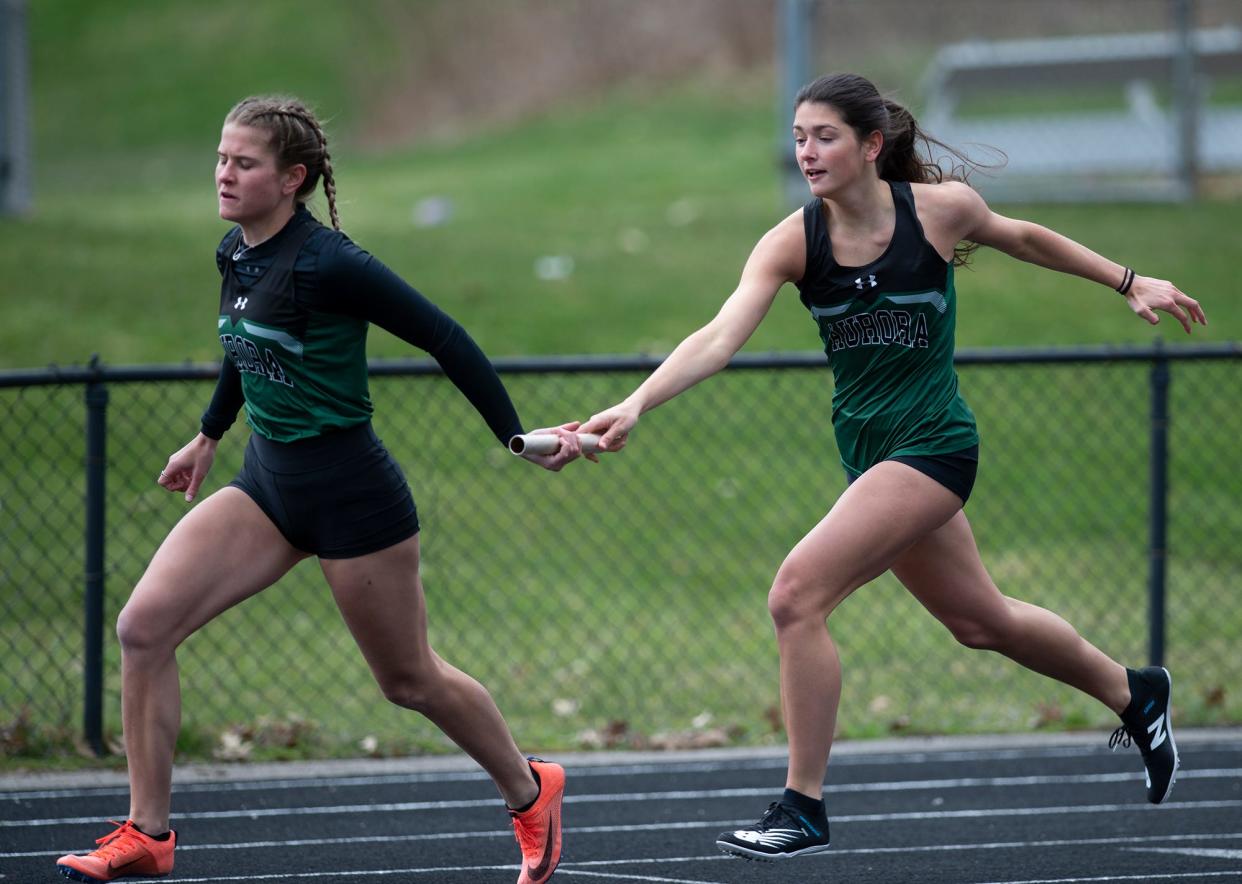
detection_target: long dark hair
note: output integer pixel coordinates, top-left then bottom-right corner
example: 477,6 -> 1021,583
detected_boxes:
795,73 -> 986,265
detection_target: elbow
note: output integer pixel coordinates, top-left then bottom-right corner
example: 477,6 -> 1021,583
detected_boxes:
1013,222 -> 1057,264
694,325 -> 743,372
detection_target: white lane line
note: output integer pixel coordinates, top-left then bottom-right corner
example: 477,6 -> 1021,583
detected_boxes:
122,864 -> 1242,884
557,872 -> 725,884
126,857 -> 733,884
832,799 -> 1242,823
143,867 -> 516,881
9,743 -> 1242,802
6,767 -> 1239,827
1128,847 -> 1242,859
10,823 -> 1241,862
3,773 -> 501,801
31,864 -> 1242,884
132,869 -> 727,884
971,873 -> 1242,883
31,847 -> 1242,884
9,774 -> 1242,829
842,832 -> 1242,856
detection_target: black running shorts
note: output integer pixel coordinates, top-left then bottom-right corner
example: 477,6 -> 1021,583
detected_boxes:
229,422 -> 420,559
845,444 -> 979,505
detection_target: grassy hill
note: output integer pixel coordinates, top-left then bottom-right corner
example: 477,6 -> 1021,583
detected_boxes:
3,0 -> 1236,371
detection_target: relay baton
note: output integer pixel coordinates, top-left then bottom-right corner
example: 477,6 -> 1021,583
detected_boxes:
509,433 -> 602,456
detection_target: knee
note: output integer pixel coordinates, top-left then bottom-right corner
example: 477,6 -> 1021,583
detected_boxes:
375,669 -> 439,713
943,609 -> 1013,652
115,602 -> 173,658
767,564 -> 832,633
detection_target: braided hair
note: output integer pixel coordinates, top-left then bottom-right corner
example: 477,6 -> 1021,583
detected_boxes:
225,96 -> 340,230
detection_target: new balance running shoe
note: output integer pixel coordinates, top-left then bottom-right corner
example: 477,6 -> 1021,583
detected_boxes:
57,819 -> 176,882
1110,665 -> 1180,804
716,801 -> 831,861
510,757 -> 565,884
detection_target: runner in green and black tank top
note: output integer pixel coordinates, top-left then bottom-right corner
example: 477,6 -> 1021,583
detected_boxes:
577,72 -> 1205,865
797,180 -> 978,476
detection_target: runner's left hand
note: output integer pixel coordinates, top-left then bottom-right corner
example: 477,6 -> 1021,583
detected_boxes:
1125,276 -> 1207,333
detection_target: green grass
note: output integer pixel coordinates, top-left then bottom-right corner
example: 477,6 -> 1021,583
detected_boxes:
3,1 -> 1239,369
5,88 -> 1239,371
31,1 -> 367,158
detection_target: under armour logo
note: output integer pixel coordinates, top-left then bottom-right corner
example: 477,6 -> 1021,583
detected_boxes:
855,274 -> 877,290
234,297 -> 249,310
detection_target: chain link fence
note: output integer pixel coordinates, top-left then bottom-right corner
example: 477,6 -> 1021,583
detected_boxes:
2,347 -> 1239,762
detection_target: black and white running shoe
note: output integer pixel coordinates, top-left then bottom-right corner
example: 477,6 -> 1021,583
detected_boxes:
1110,666 -> 1180,804
716,801 -> 831,861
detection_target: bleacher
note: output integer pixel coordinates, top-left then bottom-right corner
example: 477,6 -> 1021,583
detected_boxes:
920,26 -> 1242,201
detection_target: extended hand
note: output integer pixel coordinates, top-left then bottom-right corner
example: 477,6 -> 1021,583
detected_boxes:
1125,276 -> 1207,333
579,403 -> 639,453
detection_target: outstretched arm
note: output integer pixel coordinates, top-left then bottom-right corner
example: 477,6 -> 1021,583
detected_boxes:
939,182 -> 1207,333
312,235 -> 583,470
580,211 -> 805,452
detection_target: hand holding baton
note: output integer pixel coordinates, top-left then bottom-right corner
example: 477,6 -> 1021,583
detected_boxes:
509,432 -> 603,456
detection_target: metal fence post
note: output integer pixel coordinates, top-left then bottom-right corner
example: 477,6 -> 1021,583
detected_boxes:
84,356 -> 108,755
1171,0 -> 1200,200
0,0 -> 32,216
1147,344 -> 1170,667
777,0 -> 815,207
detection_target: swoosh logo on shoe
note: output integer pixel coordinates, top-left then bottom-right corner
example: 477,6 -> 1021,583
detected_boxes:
528,806 -> 559,881
109,855 -> 149,873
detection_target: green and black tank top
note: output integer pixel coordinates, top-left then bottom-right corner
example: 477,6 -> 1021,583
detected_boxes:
795,180 -> 978,475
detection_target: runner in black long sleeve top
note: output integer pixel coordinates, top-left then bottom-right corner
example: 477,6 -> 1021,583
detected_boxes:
59,95 -> 576,884
201,206 -> 523,446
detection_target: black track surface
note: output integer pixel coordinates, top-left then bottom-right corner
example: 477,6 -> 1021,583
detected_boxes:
4,730 -> 1240,883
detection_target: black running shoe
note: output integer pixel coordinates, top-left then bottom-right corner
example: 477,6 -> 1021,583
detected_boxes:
1110,666 -> 1180,804
716,801 -> 831,861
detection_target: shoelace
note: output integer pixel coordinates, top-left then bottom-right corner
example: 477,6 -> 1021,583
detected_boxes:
755,802 -> 799,833
1108,725 -> 1133,751
90,820 -> 146,862
511,810 -> 544,854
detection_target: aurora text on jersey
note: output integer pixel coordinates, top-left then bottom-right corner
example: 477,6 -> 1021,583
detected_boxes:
812,300 -> 934,352
796,181 -> 978,475
218,324 -> 295,387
